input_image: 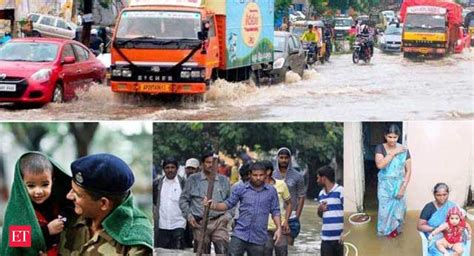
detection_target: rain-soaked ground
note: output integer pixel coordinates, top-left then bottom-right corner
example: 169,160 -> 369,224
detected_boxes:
0,49 -> 473,120
154,199 -> 322,256
344,209 -> 474,256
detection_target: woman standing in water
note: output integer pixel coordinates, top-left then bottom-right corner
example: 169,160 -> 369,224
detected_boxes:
374,124 -> 412,238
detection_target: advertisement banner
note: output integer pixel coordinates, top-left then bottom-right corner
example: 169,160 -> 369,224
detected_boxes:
226,0 -> 274,69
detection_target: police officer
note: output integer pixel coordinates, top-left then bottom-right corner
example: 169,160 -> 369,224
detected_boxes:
59,153 -> 153,255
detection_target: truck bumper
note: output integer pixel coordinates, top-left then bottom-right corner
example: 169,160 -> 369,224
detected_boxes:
111,81 -> 207,94
403,47 -> 445,54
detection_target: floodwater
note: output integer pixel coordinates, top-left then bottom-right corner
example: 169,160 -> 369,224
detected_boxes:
153,199 -> 322,256
0,50 -> 473,120
344,210 -> 474,256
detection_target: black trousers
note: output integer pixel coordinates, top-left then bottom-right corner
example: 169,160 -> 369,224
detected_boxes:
321,240 -> 343,256
156,228 -> 185,249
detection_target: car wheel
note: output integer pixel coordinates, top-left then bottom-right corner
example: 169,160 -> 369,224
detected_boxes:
51,84 -> 64,103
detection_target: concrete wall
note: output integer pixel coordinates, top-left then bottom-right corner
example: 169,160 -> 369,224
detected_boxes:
344,121 -> 474,212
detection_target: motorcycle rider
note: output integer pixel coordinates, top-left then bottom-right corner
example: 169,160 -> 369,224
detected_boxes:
300,24 -> 320,62
323,23 -> 333,59
357,24 -> 373,57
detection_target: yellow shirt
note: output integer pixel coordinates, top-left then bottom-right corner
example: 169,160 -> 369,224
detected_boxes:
267,179 -> 290,231
230,166 -> 240,185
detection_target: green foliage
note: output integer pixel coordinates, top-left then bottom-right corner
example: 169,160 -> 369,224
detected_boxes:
308,0 -> 328,16
153,123 -> 343,171
328,0 -> 350,12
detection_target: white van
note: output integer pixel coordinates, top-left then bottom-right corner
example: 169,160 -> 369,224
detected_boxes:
27,13 -> 76,39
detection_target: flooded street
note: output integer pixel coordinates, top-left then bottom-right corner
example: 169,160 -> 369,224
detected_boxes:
154,199 -> 322,256
0,50 -> 472,120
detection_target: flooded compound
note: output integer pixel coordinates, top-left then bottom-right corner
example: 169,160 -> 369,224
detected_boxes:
0,50 -> 473,121
344,210 -> 474,256
154,200 -> 322,256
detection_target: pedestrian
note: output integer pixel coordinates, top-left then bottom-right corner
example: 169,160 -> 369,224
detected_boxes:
59,153 -> 153,255
205,162 -> 282,256
185,158 -> 200,178
230,162 -> 252,227
263,160 -> 292,256
317,165 -> 344,256
272,147 -> 306,246
153,157 -> 186,249
179,152 -> 232,254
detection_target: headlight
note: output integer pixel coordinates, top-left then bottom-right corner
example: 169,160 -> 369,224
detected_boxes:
122,69 -> 132,77
273,57 -> 285,69
180,71 -> 190,78
31,69 -> 51,81
191,71 -> 201,78
112,69 -> 122,77
456,39 -> 461,46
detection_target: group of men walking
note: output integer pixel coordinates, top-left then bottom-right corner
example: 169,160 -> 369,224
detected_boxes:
153,147 -> 344,256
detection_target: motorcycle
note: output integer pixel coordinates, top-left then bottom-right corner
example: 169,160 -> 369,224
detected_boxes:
302,42 -> 318,66
352,37 -> 372,64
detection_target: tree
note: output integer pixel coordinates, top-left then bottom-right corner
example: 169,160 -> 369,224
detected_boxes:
81,0 -> 93,47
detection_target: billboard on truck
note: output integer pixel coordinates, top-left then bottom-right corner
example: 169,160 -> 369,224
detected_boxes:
225,0 -> 274,69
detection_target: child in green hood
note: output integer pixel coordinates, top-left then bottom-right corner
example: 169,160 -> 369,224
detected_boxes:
20,153 -> 65,256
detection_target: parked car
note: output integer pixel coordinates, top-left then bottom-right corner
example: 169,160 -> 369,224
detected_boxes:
27,13 -> 76,39
454,26 -> 471,53
0,38 -> 106,105
381,10 -> 396,22
379,24 -> 403,52
270,31 -> 305,84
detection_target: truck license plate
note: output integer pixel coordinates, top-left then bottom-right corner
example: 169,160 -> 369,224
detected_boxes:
140,83 -> 171,92
0,84 -> 16,92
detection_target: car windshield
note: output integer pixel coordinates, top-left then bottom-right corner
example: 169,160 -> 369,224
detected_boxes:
116,11 -> 201,40
470,20 -> 474,26
274,35 -> 286,52
335,19 -> 352,27
385,25 -> 402,35
0,42 -> 58,62
405,14 -> 446,33
292,27 -> 306,38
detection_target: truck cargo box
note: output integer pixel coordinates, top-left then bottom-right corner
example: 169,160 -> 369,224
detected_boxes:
400,0 -> 463,25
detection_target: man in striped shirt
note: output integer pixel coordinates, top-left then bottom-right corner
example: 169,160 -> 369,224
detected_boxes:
317,165 -> 344,256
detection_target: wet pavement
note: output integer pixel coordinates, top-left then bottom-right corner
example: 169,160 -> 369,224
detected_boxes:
344,210 -> 474,256
0,50 -> 473,120
153,199 -> 322,256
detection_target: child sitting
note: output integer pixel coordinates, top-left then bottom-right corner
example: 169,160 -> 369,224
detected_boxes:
428,207 -> 472,256
20,153 -> 66,256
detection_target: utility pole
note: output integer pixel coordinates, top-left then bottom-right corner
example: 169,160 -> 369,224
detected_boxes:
81,0 -> 93,47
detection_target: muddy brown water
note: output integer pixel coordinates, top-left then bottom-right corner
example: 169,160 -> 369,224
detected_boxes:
1,50 -> 472,121
344,210 -> 474,256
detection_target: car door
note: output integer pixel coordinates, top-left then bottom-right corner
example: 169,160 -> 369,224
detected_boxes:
72,43 -> 95,87
56,19 -> 75,39
289,35 -> 305,75
60,43 -> 81,98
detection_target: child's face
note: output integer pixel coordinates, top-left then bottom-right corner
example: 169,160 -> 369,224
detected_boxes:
449,214 -> 461,226
23,170 -> 52,204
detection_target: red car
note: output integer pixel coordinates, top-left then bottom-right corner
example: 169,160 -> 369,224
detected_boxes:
454,27 -> 471,54
0,38 -> 106,105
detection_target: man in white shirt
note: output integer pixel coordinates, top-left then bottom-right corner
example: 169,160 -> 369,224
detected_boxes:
153,157 -> 186,249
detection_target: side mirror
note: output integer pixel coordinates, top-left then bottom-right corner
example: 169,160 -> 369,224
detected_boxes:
63,56 -> 76,64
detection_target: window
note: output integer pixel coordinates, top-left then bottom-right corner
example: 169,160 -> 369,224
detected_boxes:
29,14 -> 40,23
72,44 -> 89,62
61,44 -> 75,62
56,19 -> 69,30
40,17 -> 55,27
292,35 -> 301,49
288,35 -> 297,52
208,17 -> 216,38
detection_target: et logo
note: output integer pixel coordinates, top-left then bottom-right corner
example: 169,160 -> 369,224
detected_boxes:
9,226 -> 31,247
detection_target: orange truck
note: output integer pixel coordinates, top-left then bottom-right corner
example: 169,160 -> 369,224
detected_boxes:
110,0 -> 274,98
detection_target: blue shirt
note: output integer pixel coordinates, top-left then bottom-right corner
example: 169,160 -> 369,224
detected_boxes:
318,184 -> 344,241
225,182 -> 280,245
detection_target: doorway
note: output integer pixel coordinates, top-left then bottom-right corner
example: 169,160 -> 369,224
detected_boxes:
362,122 -> 403,212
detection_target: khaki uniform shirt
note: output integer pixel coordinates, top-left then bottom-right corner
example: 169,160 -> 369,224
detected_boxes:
59,217 -> 151,255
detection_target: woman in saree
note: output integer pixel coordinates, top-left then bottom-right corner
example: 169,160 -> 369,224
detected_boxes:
374,124 -> 412,238
417,183 -> 471,256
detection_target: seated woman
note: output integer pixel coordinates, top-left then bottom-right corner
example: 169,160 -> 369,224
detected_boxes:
417,183 -> 471,256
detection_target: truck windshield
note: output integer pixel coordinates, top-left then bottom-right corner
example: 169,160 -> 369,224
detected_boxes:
405,14 -> 446,33
116,11 -> 201,40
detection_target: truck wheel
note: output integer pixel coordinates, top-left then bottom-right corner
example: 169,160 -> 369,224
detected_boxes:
249,70 -> 260,87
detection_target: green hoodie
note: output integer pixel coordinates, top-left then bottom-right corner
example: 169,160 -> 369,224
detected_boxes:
0,152 -> 72,256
